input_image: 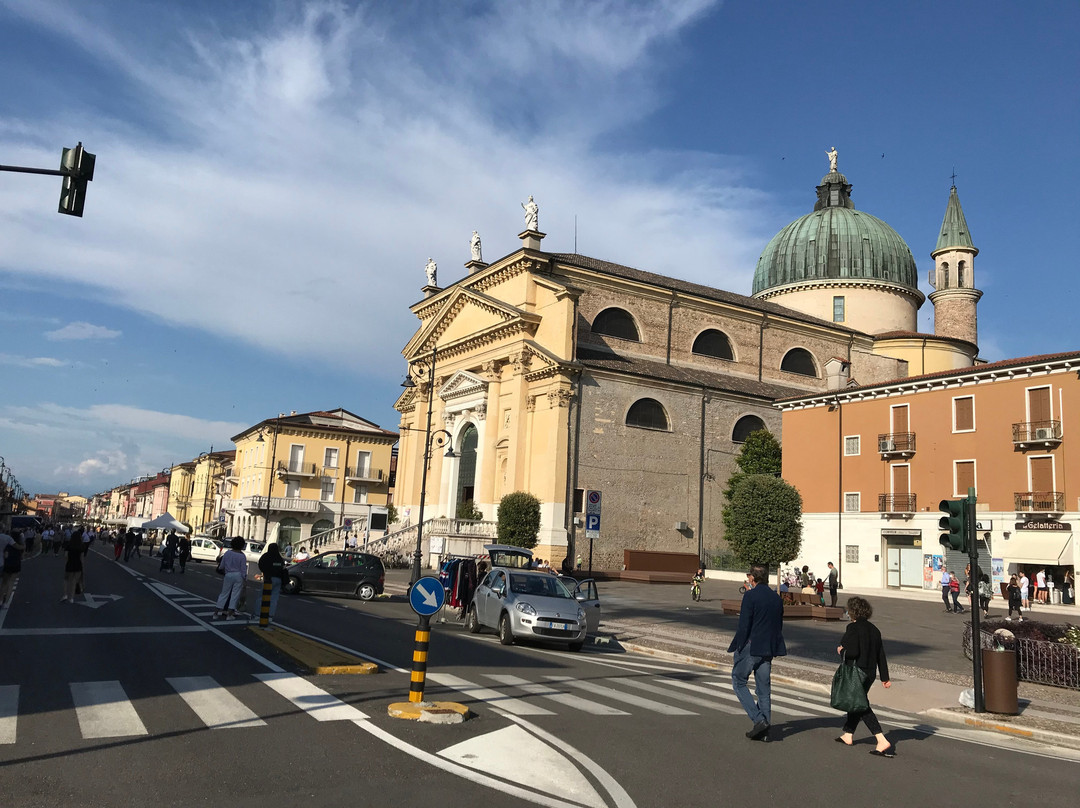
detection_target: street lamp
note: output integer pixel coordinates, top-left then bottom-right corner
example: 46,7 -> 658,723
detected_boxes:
401,346 -> 458,585
258,417 -> 281,546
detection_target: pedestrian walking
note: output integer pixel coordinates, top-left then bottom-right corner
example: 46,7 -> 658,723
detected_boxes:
576,554 -> 583,571
834,596 -> 895,757
257,543 -> 288,626
178,534 -> 191,574
113,531 -> 124,561
978,573 -> 993,618
940,569 -> 953,612
949,573 -> 963,613
212,537 -> 249,620
826,561 -> 838,607
40,526 -> 53,556
159,530 -> 179,573
62,531 -> 86,603
728,564 -> 786,742
1,531 -> 26,607
1006,575 -> 1024,621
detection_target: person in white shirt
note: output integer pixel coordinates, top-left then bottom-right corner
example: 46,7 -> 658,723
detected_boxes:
1019,572 -> 1030,608
1035,569 -> 1047,603
212,537 -> 249,620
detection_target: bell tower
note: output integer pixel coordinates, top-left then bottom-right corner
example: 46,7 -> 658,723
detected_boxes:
929,185 -> 981,349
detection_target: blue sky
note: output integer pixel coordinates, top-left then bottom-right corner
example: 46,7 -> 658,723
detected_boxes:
1,0 -> 1077,498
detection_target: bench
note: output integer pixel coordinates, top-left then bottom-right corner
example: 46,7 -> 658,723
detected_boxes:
812,606 -> 846,621
721,599 -> 742,615
781,604 -> 813,619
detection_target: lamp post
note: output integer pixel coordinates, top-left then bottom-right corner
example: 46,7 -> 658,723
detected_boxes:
259,418 -> 281,546
401,346 -> 457,585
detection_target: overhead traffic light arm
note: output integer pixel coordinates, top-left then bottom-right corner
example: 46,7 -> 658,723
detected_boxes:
0,142 -> 96,217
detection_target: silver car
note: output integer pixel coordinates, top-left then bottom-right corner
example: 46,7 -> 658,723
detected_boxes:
467,568 -> 594,651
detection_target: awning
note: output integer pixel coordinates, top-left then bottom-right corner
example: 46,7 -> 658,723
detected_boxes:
1000,531 -> 1073,565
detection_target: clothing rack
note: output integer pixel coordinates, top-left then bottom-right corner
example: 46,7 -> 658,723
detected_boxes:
436,554 -> 485,624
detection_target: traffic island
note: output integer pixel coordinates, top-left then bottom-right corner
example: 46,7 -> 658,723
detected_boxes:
249,627 -> 378,675
388,701 -> 471,724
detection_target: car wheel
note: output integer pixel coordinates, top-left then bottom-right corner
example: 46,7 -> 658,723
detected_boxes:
498,613 -> 515,646
465,605 -> 481,634
284,576 -> 301,595
356,583 -> 376,601
567,640 -> 584,652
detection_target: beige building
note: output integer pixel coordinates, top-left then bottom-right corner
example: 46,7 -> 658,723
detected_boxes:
224,409 -> 397,549
393,153 -> 987,570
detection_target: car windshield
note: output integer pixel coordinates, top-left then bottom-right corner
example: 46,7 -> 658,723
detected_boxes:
508,574 -> 573,599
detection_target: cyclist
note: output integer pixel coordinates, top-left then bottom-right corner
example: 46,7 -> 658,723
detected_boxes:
691,566 -> 706,601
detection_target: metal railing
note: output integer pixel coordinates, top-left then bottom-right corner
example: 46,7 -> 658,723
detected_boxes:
878,493 -> 917,513
277,461 -> 317,476
246,495 -> 319,513
965,623 -> 1080,690
877,432 -> 916,454
1014,491 -> 1065,513
1012,420 -> 1062,443
346,466 -> 384,482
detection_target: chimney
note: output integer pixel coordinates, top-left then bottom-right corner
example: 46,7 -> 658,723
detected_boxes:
825,358 -> 851,390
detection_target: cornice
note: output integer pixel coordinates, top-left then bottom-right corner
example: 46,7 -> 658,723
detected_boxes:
756,277 -> 926,305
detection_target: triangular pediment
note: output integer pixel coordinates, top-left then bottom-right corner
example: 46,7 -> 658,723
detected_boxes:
438,370 -> 488,401
403,286 -> 540,360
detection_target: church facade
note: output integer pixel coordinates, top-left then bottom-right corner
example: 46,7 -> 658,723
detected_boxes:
394,155 -> 982,570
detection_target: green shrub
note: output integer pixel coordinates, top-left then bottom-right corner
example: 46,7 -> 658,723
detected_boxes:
456,500 -> 483,520
497,491 -> 541,549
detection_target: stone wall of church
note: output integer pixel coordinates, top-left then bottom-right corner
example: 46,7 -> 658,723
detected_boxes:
571,371 -> 782,569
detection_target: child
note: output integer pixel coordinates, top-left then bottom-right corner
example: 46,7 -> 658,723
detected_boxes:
691,566 -> 705,601
814,577 -> 825,606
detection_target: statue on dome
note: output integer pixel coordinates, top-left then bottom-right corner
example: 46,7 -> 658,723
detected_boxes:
826,147 -> 838,173
521,195 -> 539,231
470,230 -> 482,262
425,258 -> 438,287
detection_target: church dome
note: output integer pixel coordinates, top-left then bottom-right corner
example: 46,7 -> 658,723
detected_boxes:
752,169 -> 919,296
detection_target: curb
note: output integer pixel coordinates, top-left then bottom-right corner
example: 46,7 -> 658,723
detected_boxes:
249,627 -> 378,674
388,701 -> 471,724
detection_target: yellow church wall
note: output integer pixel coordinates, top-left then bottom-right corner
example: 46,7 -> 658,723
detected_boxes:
872,337 -> 977,377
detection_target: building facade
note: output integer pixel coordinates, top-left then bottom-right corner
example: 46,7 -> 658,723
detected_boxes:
777,352 -> 1078,602
224,409 -> 397,548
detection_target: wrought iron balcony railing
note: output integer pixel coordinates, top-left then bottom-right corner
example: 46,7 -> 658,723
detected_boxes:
346,466 -> 385,483
277,461 -> 317,477
1014,491 -> 1065,513
878,493 -> 917,513
1012,420 -> 1062,444
877,432 -> 916,456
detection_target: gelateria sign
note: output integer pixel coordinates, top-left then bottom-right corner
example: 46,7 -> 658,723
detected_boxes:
1015,520 -> 1071,531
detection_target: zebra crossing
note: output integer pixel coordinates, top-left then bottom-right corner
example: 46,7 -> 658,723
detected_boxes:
144,581 -> 257,623
0,671 -> 367,744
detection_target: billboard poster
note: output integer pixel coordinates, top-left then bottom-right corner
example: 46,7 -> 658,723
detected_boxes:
922,555 -> 935,590
991,557 -> 1006,593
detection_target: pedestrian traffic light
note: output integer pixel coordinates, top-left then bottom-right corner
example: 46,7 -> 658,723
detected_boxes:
939,498 -> 967,553
58,142 -> 95,217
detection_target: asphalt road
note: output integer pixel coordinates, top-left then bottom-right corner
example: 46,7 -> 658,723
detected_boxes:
2,547 -> 1078,808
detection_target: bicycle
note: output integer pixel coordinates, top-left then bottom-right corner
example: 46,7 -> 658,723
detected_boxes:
691,570 -> 705,601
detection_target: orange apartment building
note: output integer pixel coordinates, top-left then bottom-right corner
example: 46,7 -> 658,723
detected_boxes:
777,351 -> 1079,603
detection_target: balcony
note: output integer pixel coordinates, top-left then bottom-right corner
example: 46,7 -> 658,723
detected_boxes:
277,461 -> 317,478
878,493 -> 917,515
244,495 -> 320,514
346,466 -> 385,484
321,465 -> 341,478
1012,420 -> 1062,448
1014,491 -> 1065,516
877,432 -> 916,458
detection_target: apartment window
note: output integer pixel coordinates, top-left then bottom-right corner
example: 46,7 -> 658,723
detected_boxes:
832,296 -> 845,323
953,396 -> 975,432
353,485 -> 368,505
323,448 -> 338,468
844,435 -> 860,456
844,492 -> 860,513
355,450 -> 371,476
954,460 -> 976,497
285,480 -> 301,499
845,545 -> 860,564
320,477 -> 336,502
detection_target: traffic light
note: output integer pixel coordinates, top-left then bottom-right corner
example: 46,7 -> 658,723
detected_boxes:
58,142 -> 95,217
939,498 -> 967,552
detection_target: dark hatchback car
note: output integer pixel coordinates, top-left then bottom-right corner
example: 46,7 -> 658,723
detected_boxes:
283,551 -> 385,601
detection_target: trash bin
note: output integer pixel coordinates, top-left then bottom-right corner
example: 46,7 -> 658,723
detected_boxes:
1050,588 -> 1061,604
982,648 -> 1019,714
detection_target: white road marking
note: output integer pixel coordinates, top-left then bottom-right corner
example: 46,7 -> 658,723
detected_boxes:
614,678 -> 742,714
544,676 -> 696,716
0,626 -> 205,637
254,672 -> 368,721
427,673 -> 554,716
70,681 -> 148,738
167,676 -> 266,729
0,685 -> 18,744
484,674 -> 629,715
679,677 -> 823,719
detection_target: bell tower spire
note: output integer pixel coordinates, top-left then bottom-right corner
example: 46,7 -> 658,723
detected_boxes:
929,185 -> 981,350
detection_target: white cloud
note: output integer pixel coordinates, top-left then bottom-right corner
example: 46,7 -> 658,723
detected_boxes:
44,321 -> 122,341
0,353 -> 67,368
65,449 -> 130,478
0,0 -> 762,384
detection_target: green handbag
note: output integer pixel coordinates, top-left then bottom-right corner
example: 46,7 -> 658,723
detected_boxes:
830,661 -> 869,712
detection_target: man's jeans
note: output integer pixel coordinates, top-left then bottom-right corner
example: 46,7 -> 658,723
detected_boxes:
731,646 -> 772,725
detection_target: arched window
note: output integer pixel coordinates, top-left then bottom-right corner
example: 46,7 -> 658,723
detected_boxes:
957,260 -> 966,288
692,329 -> 734,360
311,519 -> 334,538
278,517 -> 301,547
626,398 -> 669,431
941,262 -> 950,289
732,415 -> 768,443
592,308 -> 640,341
781,348 -> 817,377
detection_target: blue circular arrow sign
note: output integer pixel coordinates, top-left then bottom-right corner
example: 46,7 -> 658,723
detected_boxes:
409,576 -> 446,616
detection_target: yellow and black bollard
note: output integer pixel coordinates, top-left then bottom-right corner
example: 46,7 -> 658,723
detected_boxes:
409,614 -> 431,702
259,578 -> 272,628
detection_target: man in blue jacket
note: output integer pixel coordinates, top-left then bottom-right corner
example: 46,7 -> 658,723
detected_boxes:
728,563 -> 787,741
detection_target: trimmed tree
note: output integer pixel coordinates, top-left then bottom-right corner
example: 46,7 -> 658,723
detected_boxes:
497,491 -> 541,549
722,428 -> 782,504
723,474 -> 803,581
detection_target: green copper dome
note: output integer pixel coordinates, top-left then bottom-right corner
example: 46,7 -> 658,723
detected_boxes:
752,169 -> 919,296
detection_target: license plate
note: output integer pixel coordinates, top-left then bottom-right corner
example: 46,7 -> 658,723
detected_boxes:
546,621 -> 569,631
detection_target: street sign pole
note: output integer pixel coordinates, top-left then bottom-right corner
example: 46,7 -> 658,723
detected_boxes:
585,490 -> 602,578
406,576 -> 446,703
966,488 -> 985,713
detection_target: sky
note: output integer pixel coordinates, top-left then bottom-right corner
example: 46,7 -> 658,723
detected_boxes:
1,0 -> 1077,498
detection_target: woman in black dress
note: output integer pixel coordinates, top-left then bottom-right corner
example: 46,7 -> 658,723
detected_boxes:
835,596 -> 895,757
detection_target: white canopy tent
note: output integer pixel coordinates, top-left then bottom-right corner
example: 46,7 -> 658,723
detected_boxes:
140,513 -> 190,533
